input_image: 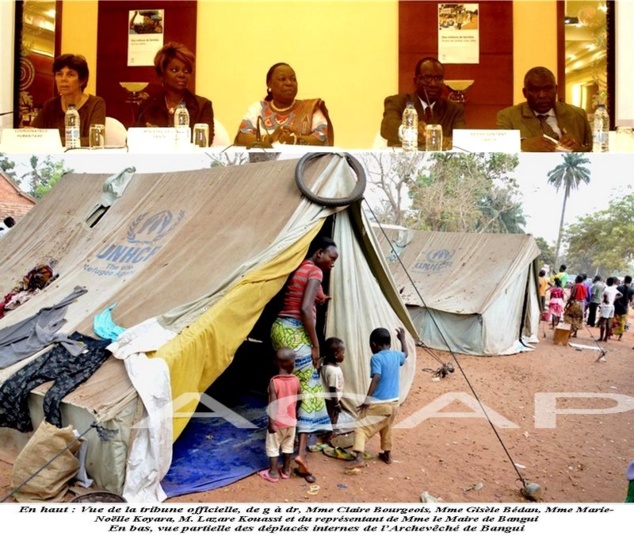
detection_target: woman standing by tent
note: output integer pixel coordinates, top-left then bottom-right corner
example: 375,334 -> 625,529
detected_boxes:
270,236 -> 339,483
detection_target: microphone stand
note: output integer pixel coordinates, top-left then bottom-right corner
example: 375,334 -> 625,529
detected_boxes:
247,115 -> 273,150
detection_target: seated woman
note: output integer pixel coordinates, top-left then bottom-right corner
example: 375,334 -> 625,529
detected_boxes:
135,42 -> 214,144
235,63 -> 333,147
31,54 -> 106,147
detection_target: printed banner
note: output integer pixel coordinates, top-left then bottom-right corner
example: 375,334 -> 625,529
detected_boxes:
438,3 -> 479,64
128,9 -> 164,66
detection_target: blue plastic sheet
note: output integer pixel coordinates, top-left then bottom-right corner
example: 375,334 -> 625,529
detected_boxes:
161,395 -> 269,497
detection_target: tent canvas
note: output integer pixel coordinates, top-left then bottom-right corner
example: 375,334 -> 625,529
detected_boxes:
0,154 -> 417,502
376,229 -> 541,356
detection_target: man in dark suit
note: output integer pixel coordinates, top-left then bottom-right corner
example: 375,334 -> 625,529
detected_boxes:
380,57 -> 466,149
497,66 -> 592,152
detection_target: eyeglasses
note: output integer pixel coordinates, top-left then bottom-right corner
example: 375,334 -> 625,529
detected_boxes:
417,75 -> 444,84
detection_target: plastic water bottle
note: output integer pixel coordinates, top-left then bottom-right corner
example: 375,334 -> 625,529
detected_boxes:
174,102 -> 190,149
64,104 -> 80,149
592,103 -> 609,153
401,101 -> 418,152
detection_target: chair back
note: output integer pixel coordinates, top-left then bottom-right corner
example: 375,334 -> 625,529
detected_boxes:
105,117 -> 128,147
211,118 -> 230,147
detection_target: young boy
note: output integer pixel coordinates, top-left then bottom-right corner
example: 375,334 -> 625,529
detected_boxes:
259,348 -> 301,483
320,337 -> 345,438
347,327 -> 408,469
598,293 -> 615,342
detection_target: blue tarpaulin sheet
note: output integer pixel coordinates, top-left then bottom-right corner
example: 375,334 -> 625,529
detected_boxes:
161,395 -> 269,498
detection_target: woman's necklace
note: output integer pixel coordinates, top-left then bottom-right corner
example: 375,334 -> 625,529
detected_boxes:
165,96 -> 180,114
270,100 -> 296,113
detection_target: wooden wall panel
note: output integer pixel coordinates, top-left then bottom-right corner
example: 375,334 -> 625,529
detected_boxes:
96,0 -> 197,127
399,1 -> 514,129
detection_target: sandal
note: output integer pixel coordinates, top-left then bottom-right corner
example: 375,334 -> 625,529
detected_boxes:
258,469 -> 279,483
323,446 -> 355,461
308,443 -> 328,453
293,467 -> 317,483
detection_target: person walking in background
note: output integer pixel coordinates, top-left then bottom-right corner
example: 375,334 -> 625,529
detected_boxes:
551,264 -> 569,289
587,275 -> 605,328
259,348 -> 301,483
564,275 -> 588,338
548,278 -> 565,329
347,327 -> 408,470
598,293 -> 615,343
613,275 -> 634,341
538,269 -> 549,312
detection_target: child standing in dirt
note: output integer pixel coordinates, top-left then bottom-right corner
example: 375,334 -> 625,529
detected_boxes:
320,337 -> 346,438
598,293 -> 615,342
347,327 -> 408,470
259,348 -> 301,483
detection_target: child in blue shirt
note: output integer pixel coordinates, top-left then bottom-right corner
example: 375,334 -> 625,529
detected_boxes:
348,327 -> 408,469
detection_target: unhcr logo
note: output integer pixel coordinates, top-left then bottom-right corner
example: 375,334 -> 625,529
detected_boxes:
413,248 -> 455,273
84,210 -> 185,278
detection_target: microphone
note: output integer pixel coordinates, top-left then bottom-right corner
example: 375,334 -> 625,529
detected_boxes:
247,115 -> 273,149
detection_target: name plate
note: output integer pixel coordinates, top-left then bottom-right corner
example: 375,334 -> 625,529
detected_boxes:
127,127 -> 176,153
0,128 -> 64,153
452,129 -> 520,153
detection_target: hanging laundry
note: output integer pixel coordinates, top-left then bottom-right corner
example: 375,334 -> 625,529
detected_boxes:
0,286 -> 88,369
0,332 -> 111,432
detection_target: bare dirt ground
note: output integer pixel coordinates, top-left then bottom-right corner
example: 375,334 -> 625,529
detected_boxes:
1,314 -> 632,504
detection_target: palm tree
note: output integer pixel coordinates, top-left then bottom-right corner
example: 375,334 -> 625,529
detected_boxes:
546,153 -> 591,268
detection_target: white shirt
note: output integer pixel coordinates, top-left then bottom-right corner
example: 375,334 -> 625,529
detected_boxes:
320,363 -> 344,403
603,286 -> 621,305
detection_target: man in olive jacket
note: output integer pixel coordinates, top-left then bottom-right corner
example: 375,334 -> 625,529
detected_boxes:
497,66 -> 592,152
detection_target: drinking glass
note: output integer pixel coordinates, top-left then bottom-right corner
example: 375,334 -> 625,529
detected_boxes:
425,124 -> 443,151
89,124 -> 105,149
193,123 -> 209,148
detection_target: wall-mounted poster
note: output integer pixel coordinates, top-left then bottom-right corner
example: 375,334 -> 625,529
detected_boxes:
128,9 -> 164,66
438,3 -> 479,64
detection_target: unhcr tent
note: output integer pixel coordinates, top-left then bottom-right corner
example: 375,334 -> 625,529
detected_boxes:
377,229 -> 541,356
0,154 -> 417,502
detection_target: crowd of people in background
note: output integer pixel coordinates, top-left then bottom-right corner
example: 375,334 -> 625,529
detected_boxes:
540,264 -> 634,345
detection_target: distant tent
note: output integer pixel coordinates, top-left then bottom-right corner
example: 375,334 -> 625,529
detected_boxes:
0,154 -> 417,502
376,228 -> 541,356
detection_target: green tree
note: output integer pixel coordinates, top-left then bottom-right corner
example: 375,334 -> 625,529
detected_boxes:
546,153 -> 591,268
565,191 -> 634,276
533,236 -> 556,269
22,155 -> 73,199
0,152 -> 19,183
407,153 -> 522,232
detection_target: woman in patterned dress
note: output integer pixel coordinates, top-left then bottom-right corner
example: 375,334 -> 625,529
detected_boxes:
270,236 -> 339,483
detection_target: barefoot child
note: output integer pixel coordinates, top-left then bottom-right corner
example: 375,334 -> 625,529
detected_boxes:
321,337 -> 345,439
347,327 -> 408,470
259,348 -> 301,483
598,293 -> 615,342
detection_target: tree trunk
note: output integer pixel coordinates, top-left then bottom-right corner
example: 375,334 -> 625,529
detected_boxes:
553,185 -> 570,268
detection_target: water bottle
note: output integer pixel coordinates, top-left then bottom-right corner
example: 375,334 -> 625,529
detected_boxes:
401,101 -> 418,152
64,104 -> 80,149
174,102 -> 190,149
592,103 -> 609,153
